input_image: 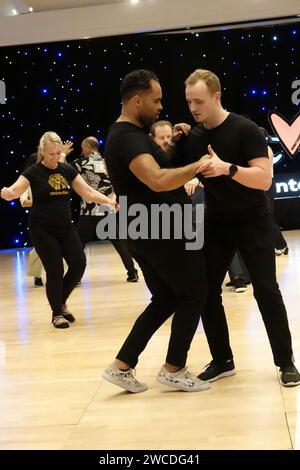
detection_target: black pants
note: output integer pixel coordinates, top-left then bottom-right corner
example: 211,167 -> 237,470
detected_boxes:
29,224 -> 86,315
228,251 -> 250,283
77,215 -> 136,274
116,239 -> 207,369
202,212 -> 293,367
267,180 -> 287,250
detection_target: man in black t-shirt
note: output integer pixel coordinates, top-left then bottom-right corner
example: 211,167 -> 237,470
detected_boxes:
102,69 -> 210,394
69,136 -> 139,283
180,68 -> 299,387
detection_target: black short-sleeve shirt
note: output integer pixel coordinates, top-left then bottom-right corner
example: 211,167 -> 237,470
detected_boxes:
22,162 -> 78,227
179,113 -> 270,219
104,122 -> 190,209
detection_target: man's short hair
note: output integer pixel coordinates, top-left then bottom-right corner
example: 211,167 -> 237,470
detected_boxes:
120,69 -> 159,102
82,136 -> 99,150
185,69 -> 221,94
150,120 -> 173,138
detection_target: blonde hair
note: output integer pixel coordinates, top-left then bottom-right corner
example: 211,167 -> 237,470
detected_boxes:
185,69 -> 221,94
37,131 -> 63,162
150,120 -> 173,138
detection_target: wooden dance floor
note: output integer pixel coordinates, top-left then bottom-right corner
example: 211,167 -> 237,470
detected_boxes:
0,232 -> 299,450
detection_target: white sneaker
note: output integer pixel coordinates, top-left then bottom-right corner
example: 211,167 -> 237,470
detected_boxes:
157,365 -> 211,392
102,363 -> 148,393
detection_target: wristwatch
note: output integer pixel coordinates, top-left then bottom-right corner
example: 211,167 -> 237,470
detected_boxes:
228,164 -> 238,178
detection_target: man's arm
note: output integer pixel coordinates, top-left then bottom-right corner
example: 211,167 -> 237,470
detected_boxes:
199,145 -> 271,191
129,153 -> 203,192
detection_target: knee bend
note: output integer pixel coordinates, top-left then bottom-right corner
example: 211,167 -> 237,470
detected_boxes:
67,261 -> 86,277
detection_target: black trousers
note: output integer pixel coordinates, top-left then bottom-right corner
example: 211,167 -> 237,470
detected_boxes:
77,215 -> 136,274
29,224 -> 86,315
228,251 -> 250,283
202,212 -> 293,367
116,239 -> 207,369
267,180 -> 287,250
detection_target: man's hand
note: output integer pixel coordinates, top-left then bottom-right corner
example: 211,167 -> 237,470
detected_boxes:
172,123 -> 191,143
184,178 -> 200,196
198,145 -> 230,178
62,140 -> 74,156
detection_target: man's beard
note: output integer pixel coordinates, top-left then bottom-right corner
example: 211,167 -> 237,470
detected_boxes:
138,111 -> 158,131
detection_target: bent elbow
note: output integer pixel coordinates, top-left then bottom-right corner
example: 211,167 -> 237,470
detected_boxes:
263,176 -> 272,191
148,180 -> 163,192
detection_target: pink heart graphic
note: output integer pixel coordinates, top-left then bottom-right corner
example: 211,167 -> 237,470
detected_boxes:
268,111 -> 300,159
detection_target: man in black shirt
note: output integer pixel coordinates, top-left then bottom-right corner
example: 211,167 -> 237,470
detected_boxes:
181,68 -> 299,387
69,136 -> 139,283
102,69 -> 210,393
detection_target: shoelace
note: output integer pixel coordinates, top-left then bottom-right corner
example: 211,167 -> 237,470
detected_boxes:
122,368 -> 141,384
173,367 -> 196,380
53,315 -> 67,326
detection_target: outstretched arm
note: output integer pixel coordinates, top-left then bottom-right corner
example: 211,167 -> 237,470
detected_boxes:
129,153 -> 203,192
1,176 -> 30,201
71,174 -> 118,210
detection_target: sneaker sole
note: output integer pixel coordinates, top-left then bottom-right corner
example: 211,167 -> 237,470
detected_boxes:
235,287 -> 247,293
102,372 -> 148,393
200,369 -> 236,383
280,379 -> 300,387
156,375 -> 211,392
52,323 -> 69,329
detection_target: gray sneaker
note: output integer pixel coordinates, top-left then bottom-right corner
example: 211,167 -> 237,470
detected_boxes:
279,364 -> 300,387
102,363 -> 148,393
157,365 -> 211,392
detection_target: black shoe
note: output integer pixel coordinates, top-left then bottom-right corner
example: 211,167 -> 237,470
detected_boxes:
275,246 -> 289,256
34,277 -> 43,286
61,305 -> 75,323
198,359 -> 236,382
52,315 -> 69,329
279,364 -> 300,387
127,269 -> 139,282
233,277 -> 247,293
225,280 -> 234,287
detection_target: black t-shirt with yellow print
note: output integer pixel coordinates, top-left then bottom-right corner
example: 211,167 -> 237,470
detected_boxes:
22,162 -> 78,227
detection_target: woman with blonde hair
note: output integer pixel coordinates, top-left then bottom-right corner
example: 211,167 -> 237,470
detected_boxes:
1,131 -> 118,329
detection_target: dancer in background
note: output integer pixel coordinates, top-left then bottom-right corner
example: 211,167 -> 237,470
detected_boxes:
259,127 -> 289,256
1,131 -> 118,329
66,136 -> 139,283
19,152 -> 43,287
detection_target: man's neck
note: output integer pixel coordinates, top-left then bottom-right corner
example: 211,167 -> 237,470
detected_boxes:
116,109 -> 142,128
203,108 -> 229,130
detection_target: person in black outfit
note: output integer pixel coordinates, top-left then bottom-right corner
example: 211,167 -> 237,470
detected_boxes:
259,127 -> 289,256
68,136 -> 139,283
19,152 -> 44,287
1,131 -> 117,329
102,69 -> 210,393
226,251 -> 250,293
178,68 -> 299,387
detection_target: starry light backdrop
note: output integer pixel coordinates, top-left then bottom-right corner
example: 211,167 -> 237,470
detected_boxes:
0,22 -> 299,249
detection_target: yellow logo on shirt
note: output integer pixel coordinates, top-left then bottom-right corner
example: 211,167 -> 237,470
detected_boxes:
48,174 -> 69,191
